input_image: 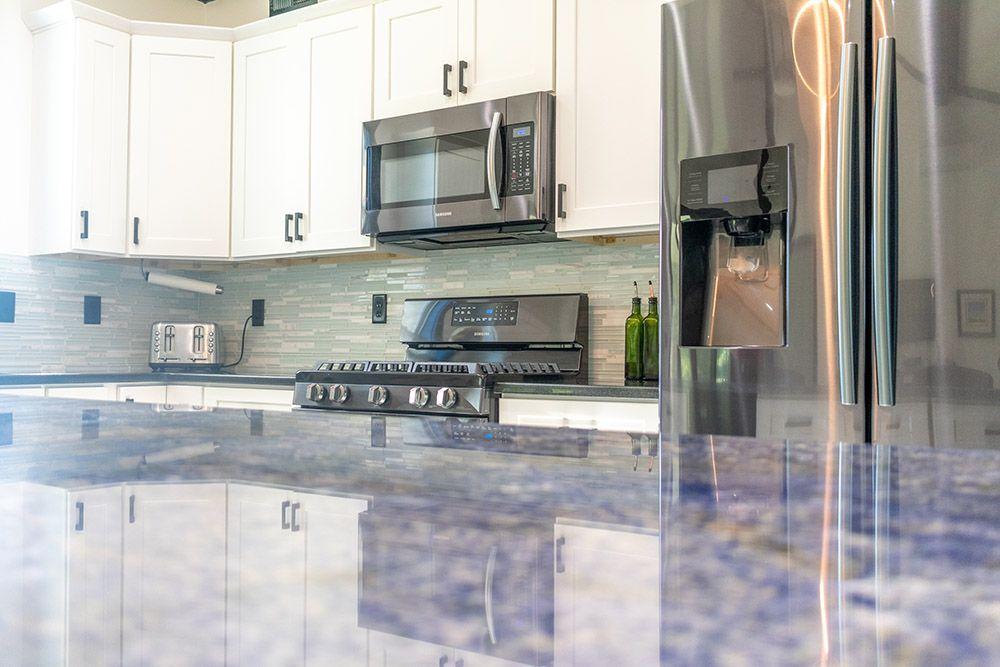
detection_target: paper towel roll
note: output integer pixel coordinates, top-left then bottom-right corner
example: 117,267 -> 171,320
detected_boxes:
146,271 -> 223,296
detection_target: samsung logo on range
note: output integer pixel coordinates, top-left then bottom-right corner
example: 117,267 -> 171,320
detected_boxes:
435,211 -> 453,218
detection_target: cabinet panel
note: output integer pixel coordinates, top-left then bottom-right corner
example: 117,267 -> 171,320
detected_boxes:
555,0 -> 660,237
67,486 -> 123,667
232,29 -> 308,257
165,384 -> 205,407
226,484 -> 302,666
129,36 -> 232,258
46,385 -> 114,401
300,8 -> 375,254
457,0 -> 554,103
203,386 -> 294,412
117,384 -> 168,405
553,523 -> 659,667
374,0 -> 459,118
498,397 -> 659,433
368,631 -> 454,667
73,19 -> 130,254
123,483 -> 227,665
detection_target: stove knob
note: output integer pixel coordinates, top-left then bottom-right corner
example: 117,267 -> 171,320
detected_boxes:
330,384 -> 350,404
409,386 -> 431,408
306,383 -> 328,402
436,387 -> 459,409
368,385 -> 390,406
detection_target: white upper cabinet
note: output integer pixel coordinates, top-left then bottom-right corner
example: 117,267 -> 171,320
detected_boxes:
231,28 -> 309,258
374,0 -> 553,118
555,0 -> 661,237
30,19 -> 129,256
374,0 -> 459,118
456,0 -> 554,104
128,36 -> 232,258
299,8 -> 375,255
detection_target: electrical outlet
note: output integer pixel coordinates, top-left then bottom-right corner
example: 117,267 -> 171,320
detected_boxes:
252,299 -> 265,327
372,294 -> 388,324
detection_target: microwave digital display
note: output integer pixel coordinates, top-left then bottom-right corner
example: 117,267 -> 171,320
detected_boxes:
513,127 -> 531,138
452,302 -> 519,326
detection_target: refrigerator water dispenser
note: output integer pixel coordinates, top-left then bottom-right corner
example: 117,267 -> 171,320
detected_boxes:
678,146 -> 789,348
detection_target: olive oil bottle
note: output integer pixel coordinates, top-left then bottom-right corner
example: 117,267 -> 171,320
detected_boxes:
625,281 -> 644,382
642,281 -> 659,383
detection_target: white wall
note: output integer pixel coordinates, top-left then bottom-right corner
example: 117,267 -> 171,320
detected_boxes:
1,0 -> 33,255
21,0 -> 211,23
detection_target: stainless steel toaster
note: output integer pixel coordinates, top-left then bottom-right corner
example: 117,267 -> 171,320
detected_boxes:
149,322 -> 222,371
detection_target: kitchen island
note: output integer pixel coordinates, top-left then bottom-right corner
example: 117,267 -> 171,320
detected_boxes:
0,396 -> 996,665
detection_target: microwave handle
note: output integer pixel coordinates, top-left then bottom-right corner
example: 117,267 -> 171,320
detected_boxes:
487,111 -> 503,210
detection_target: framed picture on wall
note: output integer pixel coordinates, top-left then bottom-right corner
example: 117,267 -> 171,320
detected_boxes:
957,290 -> 995,337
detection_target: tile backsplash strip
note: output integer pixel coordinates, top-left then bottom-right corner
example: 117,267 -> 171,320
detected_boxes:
0,254 -> 201,373
202,242 -> 659,385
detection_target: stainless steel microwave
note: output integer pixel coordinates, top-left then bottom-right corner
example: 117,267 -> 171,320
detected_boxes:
362,92 -> 556,250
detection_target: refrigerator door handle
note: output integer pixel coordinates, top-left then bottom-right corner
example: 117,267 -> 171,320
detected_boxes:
836,42 -> 860,406
873,36 -> 897,407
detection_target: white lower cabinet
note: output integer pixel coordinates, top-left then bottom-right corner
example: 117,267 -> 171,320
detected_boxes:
122,483 -> 228,666
227,484 -> 369,666
46,384 -> 115,401
553,523 -> 659,667
203,386 -> 294,412
498,397 -> 658,433
165,384 -> 206,407
0,483 -> 67,666
116,384 -> 168,405
67,486 -> 123,666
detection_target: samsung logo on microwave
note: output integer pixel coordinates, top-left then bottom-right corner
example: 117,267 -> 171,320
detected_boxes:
435,211 -> 453,218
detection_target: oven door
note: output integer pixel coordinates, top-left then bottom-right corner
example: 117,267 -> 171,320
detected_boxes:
363,93 -> 551,238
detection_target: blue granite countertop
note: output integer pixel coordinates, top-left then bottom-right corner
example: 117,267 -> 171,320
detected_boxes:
0,395 -> 996,665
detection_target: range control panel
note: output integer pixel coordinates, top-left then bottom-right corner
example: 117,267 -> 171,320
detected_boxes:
451,301 -> 519,326
506,123 -> 535,196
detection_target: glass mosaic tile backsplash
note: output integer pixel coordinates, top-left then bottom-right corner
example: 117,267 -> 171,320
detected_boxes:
0,242 -> 659,384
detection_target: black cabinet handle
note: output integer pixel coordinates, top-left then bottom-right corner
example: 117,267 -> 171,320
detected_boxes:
458,60 -> 468,94
294,212 -> 304,241
74,501 -> 84,531
129,494 -> 136,524
443,63 -> 453,97
80,210 -> 89,239
133,217 -> 140,245
290,502 -> 301,532
281,500 -> 291,530
284,213 -> 294,242
557,184 -> 567,219
556,535 -> 566,573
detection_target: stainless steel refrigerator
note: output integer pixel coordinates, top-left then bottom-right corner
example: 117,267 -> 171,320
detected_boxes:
660,0 -> 1000,447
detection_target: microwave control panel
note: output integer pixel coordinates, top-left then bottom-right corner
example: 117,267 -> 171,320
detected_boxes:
506,123 -> 535,196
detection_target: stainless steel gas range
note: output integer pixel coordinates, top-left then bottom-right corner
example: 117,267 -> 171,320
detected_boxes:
293,294 -> 588,420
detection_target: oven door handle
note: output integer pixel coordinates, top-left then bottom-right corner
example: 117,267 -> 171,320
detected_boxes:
487,111 -> 503,211
484,545 -> 498,645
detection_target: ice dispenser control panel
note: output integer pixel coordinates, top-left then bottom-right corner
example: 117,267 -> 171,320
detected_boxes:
680,146 -> 789,221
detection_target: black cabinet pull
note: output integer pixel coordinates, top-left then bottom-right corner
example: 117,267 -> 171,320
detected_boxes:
557,184 -> 567,219
294,212 -> 304,241
133,217 -> 140,245
458,60 -> 468,94
281,500 -> 291,530
290,502 -> 301,532
129,494 -> 136,524
284,213 -> 294,242
555,535 -> 566,573
442,63 -> 453,97
80,210 -> 89,239
74,501 -> 85,531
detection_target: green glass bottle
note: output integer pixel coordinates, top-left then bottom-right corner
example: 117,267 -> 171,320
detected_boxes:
625,284 -> 644,382
642,294 -> 659,383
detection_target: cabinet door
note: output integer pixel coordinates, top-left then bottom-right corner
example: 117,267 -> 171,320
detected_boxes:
129,36 -> 232,258
554,0 -> 661,237
123,483 -> 227,665
226,484 -> 303,666
46,385 -> 114,401
67,486 -> 123,667
498,397 -> 659,433
456,0 -> 554,104
553,524 -> 659,667
73,19 -> 129,254
299,8 -> 375,254
232,29 -> 308,258
202,386 -> 294,412
301,492 -> 369,665
373,0 -> 459,118
117,384 -> 168,405
165,384 -> 205,407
